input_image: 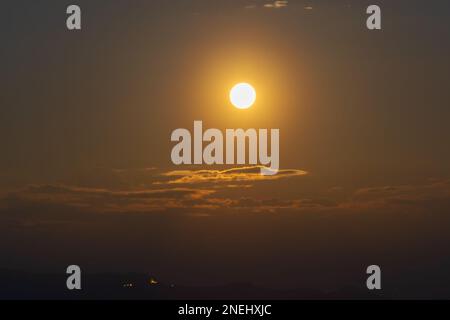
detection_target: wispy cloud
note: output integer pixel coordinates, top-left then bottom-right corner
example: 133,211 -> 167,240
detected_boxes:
2,184 -> 216,213
1,163 -> 449,219
264,1 -> 289,9
344,179 -> 450,211
159,166 -> 307,185
224,196 -> 338,213
0,165 -> 309,214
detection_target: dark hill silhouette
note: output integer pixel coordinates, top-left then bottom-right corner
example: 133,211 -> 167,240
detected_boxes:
0,269 -> 386,300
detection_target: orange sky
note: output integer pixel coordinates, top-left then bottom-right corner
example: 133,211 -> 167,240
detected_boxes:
0,0 -> 450,298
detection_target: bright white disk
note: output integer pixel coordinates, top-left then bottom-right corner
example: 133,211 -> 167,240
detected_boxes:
230,83 -> 256,109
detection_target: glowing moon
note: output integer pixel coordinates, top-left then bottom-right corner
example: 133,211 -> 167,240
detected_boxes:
230,83 -> 256,109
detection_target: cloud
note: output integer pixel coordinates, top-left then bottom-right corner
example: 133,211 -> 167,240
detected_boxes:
0,165 -> 311,217
64,166 -> 308,189
344,179 -> 450,212
1,183 -> 320,214
159,166 -> 307,185
2,184 -> 216,213
226,197 -> 338,213
1,163 -> 449,220
264,1 -> 288,9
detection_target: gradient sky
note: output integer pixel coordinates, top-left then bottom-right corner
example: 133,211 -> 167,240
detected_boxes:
1,0 -> 450,297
